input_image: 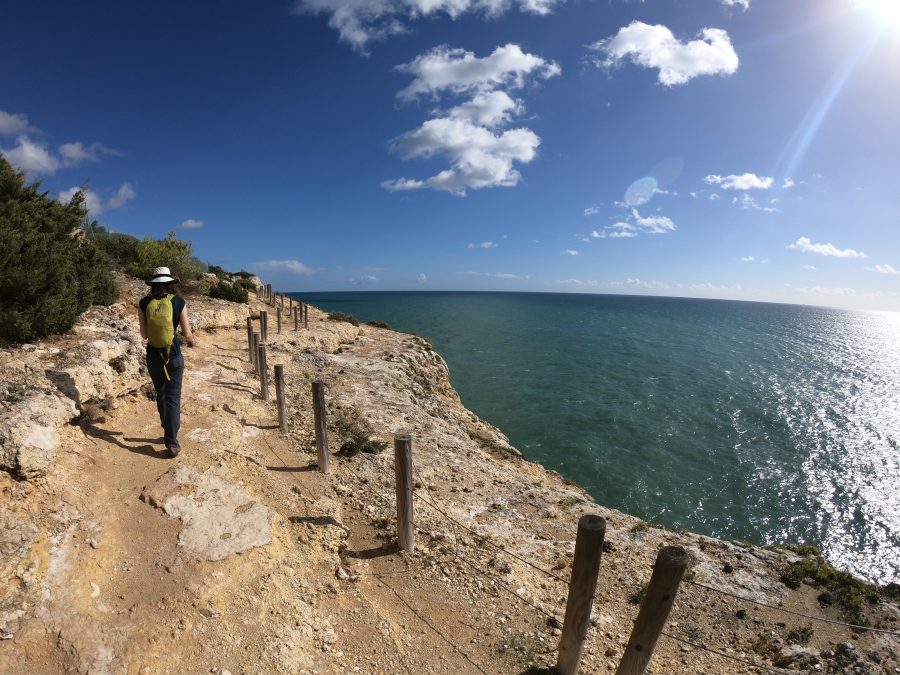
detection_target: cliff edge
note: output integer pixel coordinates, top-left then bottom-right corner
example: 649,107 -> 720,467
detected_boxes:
1,282 -> 897,674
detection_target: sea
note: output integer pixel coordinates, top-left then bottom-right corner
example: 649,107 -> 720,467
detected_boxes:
292,291 -> 900,585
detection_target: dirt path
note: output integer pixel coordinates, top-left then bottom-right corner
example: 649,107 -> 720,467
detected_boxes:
2,317 -> 534,675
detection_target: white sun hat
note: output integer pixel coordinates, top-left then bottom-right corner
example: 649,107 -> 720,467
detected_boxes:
148,266 -> 179,284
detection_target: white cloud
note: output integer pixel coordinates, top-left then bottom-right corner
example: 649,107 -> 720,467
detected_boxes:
590,210 -> 675,239
870,264 -> 900,275
105,183 -> 136,210
384,44 -> 558,195
584,205 -> 601,216
738,193 -> 778,212
704,173 -> 774,190
179,218 -> 205,230
351,275 -> 379,285
292,0 -> 564,51
563,249 -> 579,256
610,278 -> 669,290
589,21 -> 738,86
467,241 -> 498,249
0,110 -> 35,136
709,192 -> 721,200
397,44 -> 559,101
417,272 -> 428,284
448,90 -> 523,127
3,136 -> 61,174
720,0 -> 750,9
788,237 -> 866,259
803,264 -> 818,270
3,134 -> 120,175
58,182 -> 136,215
632,209 -> 676,233
740,256 -> 755,262
555,278 -> 598,286
462,271 -> 529,280
782,177 -> 795,189
255,260 -> 318,275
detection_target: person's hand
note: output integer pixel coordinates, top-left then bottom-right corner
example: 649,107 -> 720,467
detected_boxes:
185,336 -> 195,348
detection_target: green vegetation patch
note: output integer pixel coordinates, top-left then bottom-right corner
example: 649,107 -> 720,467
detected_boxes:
780,554 -> 881,625
208,280 -> 249,303
0,156 -> 118,345
365,319 -> 392,330
333,407 -> 387,456
328,312 -> 359,327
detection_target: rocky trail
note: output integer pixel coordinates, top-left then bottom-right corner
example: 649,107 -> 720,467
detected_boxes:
2,286 -> 899,674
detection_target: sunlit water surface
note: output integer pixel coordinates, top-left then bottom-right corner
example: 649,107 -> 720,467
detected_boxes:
296,292 -> 900,584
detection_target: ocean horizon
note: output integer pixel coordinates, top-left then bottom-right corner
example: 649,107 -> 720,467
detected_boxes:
292,290 -> 900,586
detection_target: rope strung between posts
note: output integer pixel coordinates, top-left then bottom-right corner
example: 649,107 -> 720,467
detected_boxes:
412,487 -> 564,628
660,631 -> 790,674
370,573 -> 488,675
398,477 -> 571,586
684,580 -> 900,637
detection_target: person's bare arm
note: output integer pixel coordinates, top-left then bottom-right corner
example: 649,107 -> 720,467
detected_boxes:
179,307 -> 195,347
138,306 -> 147,340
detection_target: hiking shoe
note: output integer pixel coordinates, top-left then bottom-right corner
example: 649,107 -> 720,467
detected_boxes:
168,444 -> 180,458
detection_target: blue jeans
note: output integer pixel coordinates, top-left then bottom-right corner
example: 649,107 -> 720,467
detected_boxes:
146,346 -> 184,449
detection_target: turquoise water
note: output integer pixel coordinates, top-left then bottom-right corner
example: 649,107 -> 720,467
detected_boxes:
294,291 -> 900,584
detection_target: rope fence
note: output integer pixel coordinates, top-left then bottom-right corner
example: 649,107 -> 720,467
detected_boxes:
241,287 -> 899,675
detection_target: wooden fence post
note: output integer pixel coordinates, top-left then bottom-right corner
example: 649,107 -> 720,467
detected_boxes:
246,317 -> 253,363
260,310 -> 268,343
393,434 -> 415,553
277,306 -> 282,334
280,293 -> 284,309
252,332 -> 260,373
289,296 -> 293,312
274,364 -> 287,433
257,344 -> 269,401
312,381 -> 329,473
294,306 -> 299,331
615,546 -> 688,675
304,303 -> 309,329
556,515 -> 607,675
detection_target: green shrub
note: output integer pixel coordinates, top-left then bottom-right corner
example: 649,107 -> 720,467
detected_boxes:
128,231 -> 202,283
85,225 -> 140,270
208,280 -> 249,303
0,156 -> 118,346
365,320 -> 392,330
207,264 -> 226,279
327,312 -> 359,326
233,270 -> 253,279
234,278 -> 256,293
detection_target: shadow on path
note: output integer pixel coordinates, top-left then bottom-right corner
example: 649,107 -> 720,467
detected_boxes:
345,543 -> 398,560
266,464 -> 318,473
212,381 -> 257,396
82,425 -> 167,459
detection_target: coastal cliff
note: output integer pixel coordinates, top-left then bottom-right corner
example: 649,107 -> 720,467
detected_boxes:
1,281 -> 897,674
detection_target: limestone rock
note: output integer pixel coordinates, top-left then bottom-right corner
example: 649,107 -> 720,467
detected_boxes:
141,463 -> 272,560
0,514 -> 40,638
0,393 -> 77,478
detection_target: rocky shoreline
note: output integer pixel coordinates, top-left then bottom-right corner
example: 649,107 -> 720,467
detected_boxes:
1,278 -> 898,673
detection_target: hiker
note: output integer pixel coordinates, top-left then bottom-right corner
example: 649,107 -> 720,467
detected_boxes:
138,267 -> 195,457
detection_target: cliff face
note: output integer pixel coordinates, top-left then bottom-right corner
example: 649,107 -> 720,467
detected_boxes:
0,285 -> 897,674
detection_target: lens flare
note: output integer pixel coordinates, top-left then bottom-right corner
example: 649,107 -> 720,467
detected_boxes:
624,177 -> 658,207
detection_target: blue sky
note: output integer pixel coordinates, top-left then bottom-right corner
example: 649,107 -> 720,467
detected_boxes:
2,0 -> 899,309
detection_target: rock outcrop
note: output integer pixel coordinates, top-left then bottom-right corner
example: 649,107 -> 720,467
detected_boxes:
0,274 -> 251,479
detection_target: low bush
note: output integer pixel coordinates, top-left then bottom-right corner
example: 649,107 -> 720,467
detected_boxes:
208,280 -> 249,303
0,156 -> 118,345
327,312 -> 359,326
129,231 -> 203,283
234,278 -> 256,293
365,319 -> 392,330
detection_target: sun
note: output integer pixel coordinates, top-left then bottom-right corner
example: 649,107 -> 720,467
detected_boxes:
855,0 -> 900,32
